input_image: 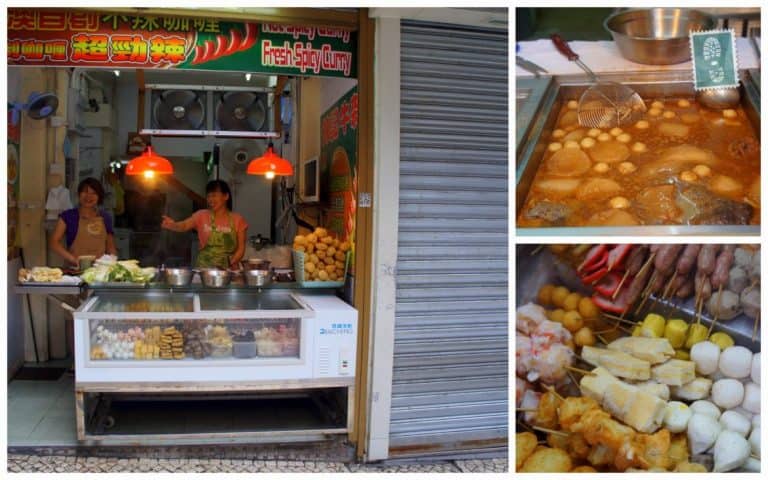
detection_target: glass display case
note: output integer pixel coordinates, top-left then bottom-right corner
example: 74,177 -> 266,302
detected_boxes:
73,290 -> 357,385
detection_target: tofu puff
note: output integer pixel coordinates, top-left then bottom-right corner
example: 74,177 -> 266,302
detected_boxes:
535,390 -> 562,430
516,432 -> 538,470
519,447 -> 573,472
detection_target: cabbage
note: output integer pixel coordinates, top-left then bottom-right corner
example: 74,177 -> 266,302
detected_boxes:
79,259 -> 157,284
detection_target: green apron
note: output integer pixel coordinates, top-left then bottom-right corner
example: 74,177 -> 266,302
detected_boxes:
195,211 -> 237,269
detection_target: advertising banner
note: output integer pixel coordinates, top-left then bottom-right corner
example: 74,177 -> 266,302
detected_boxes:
8,109 -> 21,259
320,86 -> 358,271
8,8 -> 357,78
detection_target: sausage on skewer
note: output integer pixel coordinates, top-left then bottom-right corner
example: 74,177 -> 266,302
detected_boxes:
676,244 -> 701,275
711,245 -> 736,289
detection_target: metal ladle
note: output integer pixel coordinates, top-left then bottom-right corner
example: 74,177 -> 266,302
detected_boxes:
695,88 -> 741,110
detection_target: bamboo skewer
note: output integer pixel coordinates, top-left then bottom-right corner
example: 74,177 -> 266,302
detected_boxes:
530,245 -> 545,256
695,294 -> 705,325
565,365 -> 596,376
707,285 -> 724,337
532,425 -> 569,437
635,270 -> 658,315
517,420 -> 535,433
516,408 -> 538,412
542,384 -> 564,401
612,269 -> 631,300
567,371 -> 583,394
752,311 -> 759,343
602,313 -> 638,325
596,333 -> 609,345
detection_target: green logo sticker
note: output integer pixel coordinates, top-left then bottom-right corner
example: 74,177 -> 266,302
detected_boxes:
690,29 -> 739,90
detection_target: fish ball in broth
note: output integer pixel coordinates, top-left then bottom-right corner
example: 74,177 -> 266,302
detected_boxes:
709,175 -> 744,200
580,137 -> 596,149
597,133 -> 612,142
680,171 -> 698,182
587,140 -> 631,164
545,148 -> 591,176
693,165 -> 712,177
616,133 -> 632,143
632,142 -> 647,153
587,128 -> 602,137
552,129 -> 566,139
634,120 -> 650,129
593,162 -> 610,173
548,142 -> 563,152
609,196 -> 630,209
564,140 -> 580,149
617,162 -> 637,174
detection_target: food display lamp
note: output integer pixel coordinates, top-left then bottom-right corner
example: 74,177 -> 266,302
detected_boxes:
247,145 -> 293,179
126,146 -> 174,178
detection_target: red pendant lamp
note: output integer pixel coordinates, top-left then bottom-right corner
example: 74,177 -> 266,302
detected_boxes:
126,146 -> 174,178
247,144 -> 293,179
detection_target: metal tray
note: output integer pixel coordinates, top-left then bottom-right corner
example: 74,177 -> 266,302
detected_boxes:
516,246 -> 760,350
516,69 -> 761,237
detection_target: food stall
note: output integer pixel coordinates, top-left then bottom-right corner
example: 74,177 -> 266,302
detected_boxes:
8,6 -> 363,446
515,244 -> 761,472
515,8 -> 761,235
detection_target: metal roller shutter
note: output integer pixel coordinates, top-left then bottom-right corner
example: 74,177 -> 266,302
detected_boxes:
389,20 -> 508,452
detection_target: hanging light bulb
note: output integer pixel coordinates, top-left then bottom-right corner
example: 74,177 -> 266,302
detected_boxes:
247,144 -> 293,178
245,73 -> 252,81
126,146 -> 174,177
114,70 -> 121,77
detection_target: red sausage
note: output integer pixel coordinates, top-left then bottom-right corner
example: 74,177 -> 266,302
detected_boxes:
654,245 -> 685,275
712,245 -> 736,289
697,245 -> 720,275
626,245 -> 648,275
676,244 -> 702,275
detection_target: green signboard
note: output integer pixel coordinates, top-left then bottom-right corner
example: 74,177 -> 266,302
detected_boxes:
320,86 -> 358,261
690,29 -> 739,90
8,9 -> 357,78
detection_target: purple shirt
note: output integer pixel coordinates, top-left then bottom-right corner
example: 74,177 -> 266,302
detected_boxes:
59,208 -> 114,248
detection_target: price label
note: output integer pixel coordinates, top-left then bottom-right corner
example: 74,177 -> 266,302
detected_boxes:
690,29 -> 739,90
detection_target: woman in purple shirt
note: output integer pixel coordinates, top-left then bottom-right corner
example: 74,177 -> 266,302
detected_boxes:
49,178 -> 117,266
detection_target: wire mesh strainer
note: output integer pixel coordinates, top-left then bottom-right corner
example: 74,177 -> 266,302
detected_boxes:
551,34 -> 647,129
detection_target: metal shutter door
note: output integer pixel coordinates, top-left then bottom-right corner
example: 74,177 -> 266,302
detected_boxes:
390,20 -> 508,452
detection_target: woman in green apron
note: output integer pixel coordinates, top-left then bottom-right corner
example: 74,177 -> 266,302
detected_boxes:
161,180 -> 248,269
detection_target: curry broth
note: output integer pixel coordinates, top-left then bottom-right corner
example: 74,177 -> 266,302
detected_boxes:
518,98 -> 760,227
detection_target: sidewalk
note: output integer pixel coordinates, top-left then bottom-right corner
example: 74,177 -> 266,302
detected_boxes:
8,454 -> 508,473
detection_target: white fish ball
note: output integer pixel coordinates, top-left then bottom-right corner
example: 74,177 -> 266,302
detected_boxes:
691,400 -> 721,419
552,129 -> 566,139
691,341 -> 720,375
742,456 -> 761,472
752,414 -> 760,430
664,401 -> 692,433
719,410 -> 752,437
749,427 -> 760,457
688,413 -> 722,454
751,352 -> 760,384
713,430 -> 750,472
742,382 -> 760,414
731,406 -> 754,421
719,346 -> 753,378
712,378 -> 745,409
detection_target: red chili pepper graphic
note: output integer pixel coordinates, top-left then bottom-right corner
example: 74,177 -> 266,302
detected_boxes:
240,23 -> 258,51
198,40 -> 215,63
213,34 -> 228,60
224,28 -> 242,56
191,44 -> 204,65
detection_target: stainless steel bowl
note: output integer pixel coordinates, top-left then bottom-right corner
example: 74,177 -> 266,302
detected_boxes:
245,269 -> 272,287
245,258 -> 271,270
198,268 -> 231,288
604,8 -> 714,65
163,267 -> 194,286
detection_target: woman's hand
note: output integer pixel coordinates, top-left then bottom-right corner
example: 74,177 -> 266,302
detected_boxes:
161,215 -> 176,230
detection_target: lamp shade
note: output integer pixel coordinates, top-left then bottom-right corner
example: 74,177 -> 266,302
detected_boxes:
247,146 -> 293,177
126,146 -> 174,177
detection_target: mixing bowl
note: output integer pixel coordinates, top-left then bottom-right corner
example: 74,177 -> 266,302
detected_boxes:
163,267 -> 194,286
198,268 -> 231,288
245,269 -> 272,287
604,8 -> 714,65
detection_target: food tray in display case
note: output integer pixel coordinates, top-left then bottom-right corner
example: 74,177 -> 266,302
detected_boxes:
293,250 -> 350,288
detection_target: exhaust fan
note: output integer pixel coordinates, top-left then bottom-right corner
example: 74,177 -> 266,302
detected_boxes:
219,139 -> 265,176
151,90 -> 206,130
215,91 -> 267,131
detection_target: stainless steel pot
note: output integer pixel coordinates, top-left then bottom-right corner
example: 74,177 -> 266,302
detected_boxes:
163,267 -> 194,286
245,269 -> 272,287
604,8 -> 714,65
198,268 -> 231,288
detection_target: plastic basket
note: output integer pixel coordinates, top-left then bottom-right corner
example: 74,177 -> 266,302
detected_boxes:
293,249 -> 350,288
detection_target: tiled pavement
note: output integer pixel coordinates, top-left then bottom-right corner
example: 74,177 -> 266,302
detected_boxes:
7,454 -> 509,473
